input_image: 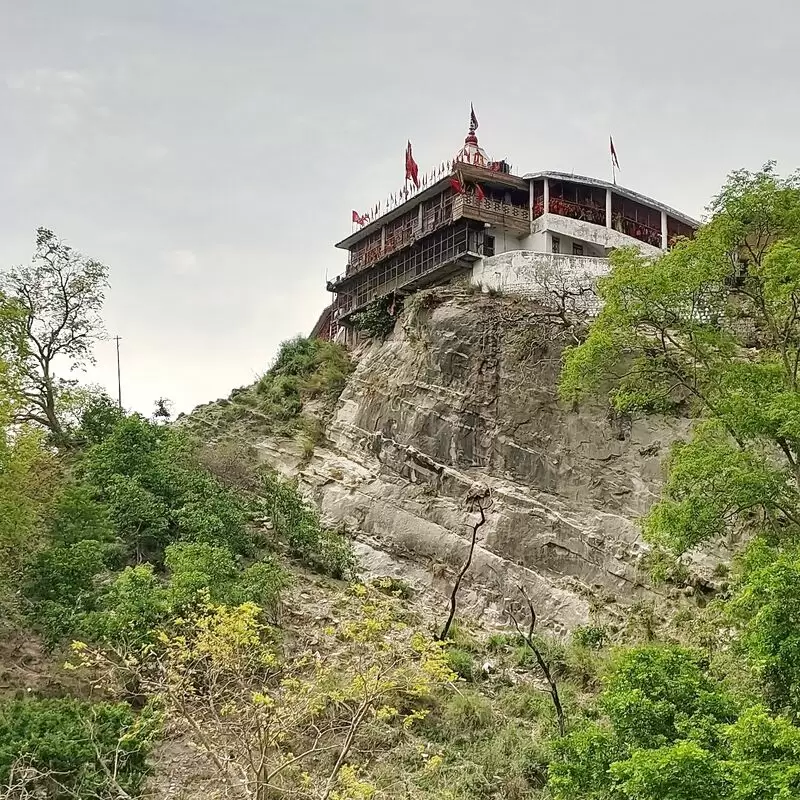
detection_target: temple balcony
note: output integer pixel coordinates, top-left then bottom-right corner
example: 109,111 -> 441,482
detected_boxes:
454,194 -> 531,238
528,173 -> 698,253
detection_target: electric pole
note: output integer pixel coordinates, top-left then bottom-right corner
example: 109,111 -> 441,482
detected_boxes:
114,336 -> 122,410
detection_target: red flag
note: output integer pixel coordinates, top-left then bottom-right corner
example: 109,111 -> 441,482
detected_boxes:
610,136 -> 620,169
474,183 -> 485,202
470,104 -> 479,131
449,177 -> 464,193
352,210 -> 368,225
405,141 -> 420,188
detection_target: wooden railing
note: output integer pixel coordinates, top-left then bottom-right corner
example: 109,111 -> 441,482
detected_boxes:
461,194 -> 529,219
548,197 -> 606,226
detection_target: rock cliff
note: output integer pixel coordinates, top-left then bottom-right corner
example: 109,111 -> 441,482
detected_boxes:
234,288 -> 696,634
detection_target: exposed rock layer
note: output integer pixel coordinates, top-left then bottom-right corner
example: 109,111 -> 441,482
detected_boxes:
254,290 -> 693,633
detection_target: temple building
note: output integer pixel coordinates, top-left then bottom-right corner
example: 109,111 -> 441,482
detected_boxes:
322,115 -> 699,340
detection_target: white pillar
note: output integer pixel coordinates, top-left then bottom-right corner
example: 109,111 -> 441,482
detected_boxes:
606,188 -> 612,229
528,180 -> 534,222
381,225 -> 386,251
543,178 -> 550,215
661,210 -> 668,249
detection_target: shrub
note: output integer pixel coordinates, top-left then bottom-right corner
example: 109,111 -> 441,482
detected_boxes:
255,337 -> 352,432
260,471 -> 355,579
232,557 -> 291,621
46,484 -> 115,546
572,625 -> 608,650
80,414 -> 251,558
24,539 -> 113,644
0,696 -> 158,798
81,564 -> 169,646
350,296 -> 398,339
486,632 -> 523,653
445,647 -> 476,682
164,542 -> 239,607
370,576 -> 414,600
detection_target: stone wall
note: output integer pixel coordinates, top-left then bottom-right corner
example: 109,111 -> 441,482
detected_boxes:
471,250 -> 610,316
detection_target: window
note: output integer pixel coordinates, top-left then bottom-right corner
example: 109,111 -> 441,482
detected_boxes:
552,236 -> 560,254
484,235 -> 495,257
573,243 -> 584,256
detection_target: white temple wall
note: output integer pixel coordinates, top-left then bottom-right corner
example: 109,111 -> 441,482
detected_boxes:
471,251 -> 611,316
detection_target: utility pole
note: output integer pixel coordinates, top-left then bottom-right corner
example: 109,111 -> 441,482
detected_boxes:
114,336 -> 122,410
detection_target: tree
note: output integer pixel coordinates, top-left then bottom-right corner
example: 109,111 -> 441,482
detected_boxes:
0,354 -> 56,629
509,586 -> 566,736
560,163 -> 800,553
72,585 -> 454,800
152,397 -> 172,423
438,486 -> 491,641
0,228 -> 109,442
558,164 -> 800,713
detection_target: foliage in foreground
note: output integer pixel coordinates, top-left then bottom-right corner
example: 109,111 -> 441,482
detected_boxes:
72,585 -> 454,800
0,696 -> 159,799
550,645 -> 800,800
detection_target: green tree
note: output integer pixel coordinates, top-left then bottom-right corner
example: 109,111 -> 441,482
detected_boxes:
559,164 -> 800,714
560,164 -> 800,555
0,354 -> 55,628
548,645 -> 799,800
0,228 -> 109,442
80,414 -> 250,559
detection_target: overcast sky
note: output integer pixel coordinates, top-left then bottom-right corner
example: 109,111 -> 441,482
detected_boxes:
2,0 -> 798,415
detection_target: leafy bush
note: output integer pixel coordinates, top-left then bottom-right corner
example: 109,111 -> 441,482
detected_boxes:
80,564 -> 168,646
82,544 -> 290,645
445,647 -> 476,682
254,336 -> 352,432
23,539 -> 115,644
350,296 -> 398,339
571,625 -> 608,650
46,483 -> 116,546
80,414 -> 250,558
370,576 -> 414,600
260,471 -> 355,579
165,542 -> 289,620
0,696 -> 158,798
485,632 -> 524,653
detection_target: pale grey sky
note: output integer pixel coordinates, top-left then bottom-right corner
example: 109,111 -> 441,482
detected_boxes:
2,0 -> 798,415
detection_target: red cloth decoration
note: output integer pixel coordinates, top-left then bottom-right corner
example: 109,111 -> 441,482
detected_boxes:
450,177 -> 464,193
405,141 -> 420,188
474,183 -> 485,202
610,136 -> 620,169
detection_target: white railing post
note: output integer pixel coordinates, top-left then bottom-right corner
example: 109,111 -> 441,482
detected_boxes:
661,210 -> 668,250
606,188 -> 612,229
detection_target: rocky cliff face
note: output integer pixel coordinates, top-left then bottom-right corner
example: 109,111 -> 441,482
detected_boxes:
252,289 -> 695,634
